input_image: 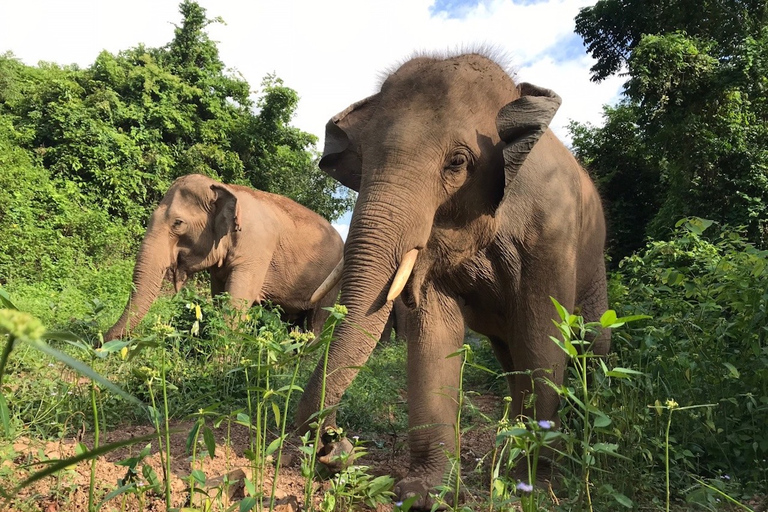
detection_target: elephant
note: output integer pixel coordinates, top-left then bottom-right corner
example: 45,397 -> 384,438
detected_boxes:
104,174 -> 344,342
296,52 -> 610,507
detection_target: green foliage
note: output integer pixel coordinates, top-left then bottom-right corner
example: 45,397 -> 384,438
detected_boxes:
575,0 -> 768,82
0,0 -> 353,293
607,219 -> 768,494
572,1 -> 768,262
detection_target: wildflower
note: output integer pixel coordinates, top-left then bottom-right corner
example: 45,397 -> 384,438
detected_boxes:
0,309 -> 45,343
516,481 -> 533,493
665,398 -> 679,409
395,501 -> 403,507
333,304 -> 348,316
537,420 -> 554,430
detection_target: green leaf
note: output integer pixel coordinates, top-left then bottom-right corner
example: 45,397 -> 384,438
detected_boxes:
614,492 -> 634,508
605,367 -> 645,379
686,217 -> 714,235
593,413 -> 612,428
723,362 -> 740,379
239,497 -> 257,512
271,401 -> 281,429
203,426 -> 216,459
236,413 -> 251,426
186,420 -> 201,455
0,288 -> 17,309
29,339 -> 145,410
0,394 -> 11,437
190,469 -> 207,485
599,309 -> 618,328
266,436 -> 283,456
550,297 -> 569,322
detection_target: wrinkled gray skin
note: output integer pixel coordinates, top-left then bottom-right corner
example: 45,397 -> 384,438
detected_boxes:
105,174 -> 343,342
295,53 -> 610,508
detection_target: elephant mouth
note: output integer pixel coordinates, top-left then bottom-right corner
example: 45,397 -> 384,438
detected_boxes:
165,266 -> 188,292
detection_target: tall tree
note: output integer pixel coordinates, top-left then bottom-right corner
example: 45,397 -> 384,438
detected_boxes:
571,0 -> 768,262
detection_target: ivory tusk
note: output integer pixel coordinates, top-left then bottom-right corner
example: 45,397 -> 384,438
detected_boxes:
310,256 -> 344,303
386,248 -> 419,302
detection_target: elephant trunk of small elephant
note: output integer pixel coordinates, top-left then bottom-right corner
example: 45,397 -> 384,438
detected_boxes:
296,184 -> 423,432
104,232 -> 170,342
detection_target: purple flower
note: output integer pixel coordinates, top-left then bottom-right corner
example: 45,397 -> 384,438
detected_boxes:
537,420 -> 554,430
516,481 -> 533,493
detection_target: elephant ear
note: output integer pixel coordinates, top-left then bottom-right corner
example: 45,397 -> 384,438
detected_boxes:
318,94 -> 380,192
496,82 -> 562,189
210,184 -> 241,239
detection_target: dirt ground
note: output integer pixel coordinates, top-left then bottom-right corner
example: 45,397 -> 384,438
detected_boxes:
3,397 -> 502,512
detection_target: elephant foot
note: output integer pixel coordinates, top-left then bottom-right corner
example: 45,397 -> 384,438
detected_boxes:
511,455 -> 561,490
316,429 -> 355,473
393,474 -> 459,511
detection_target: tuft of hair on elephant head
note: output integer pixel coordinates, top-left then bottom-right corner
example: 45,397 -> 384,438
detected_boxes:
103,173 -> 344,343
296,52 -> 611,509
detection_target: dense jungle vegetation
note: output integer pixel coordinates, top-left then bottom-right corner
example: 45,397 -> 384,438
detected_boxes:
1,1 -> 766,511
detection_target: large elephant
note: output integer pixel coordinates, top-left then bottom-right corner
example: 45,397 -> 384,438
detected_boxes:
296,53 -> 610,507
104,174 -> 344,342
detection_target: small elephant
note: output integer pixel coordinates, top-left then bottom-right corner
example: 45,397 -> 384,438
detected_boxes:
104,174 -> 344,342
296,53 -> 610,508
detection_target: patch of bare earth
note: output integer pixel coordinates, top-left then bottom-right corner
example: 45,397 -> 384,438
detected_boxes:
3,396 -> 504,512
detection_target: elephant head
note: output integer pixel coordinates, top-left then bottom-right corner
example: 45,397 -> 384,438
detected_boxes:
105,174 -> 241,341
296,53 -> 562,435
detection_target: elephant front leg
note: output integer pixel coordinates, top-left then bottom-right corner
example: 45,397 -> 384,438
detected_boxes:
395,286 -> 465,510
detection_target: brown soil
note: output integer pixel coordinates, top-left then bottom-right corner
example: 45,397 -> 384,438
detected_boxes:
2,396 -> 503,512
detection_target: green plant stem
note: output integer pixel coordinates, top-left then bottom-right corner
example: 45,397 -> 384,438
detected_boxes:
190,418 -> 202,505
579,355 -> 593,512
161,349 -> 172,510
665,409 -> 673,512
270,355 -> 302,511
453,348 -> 468,511
89,380 -> 100,512
488,399 -> 512,512
305,335 -> 332,512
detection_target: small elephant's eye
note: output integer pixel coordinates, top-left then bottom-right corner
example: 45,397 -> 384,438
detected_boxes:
173,219 -> 184,227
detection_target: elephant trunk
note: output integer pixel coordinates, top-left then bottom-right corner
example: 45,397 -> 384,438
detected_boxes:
296,178 -> 429,431
104,231 -> 172,342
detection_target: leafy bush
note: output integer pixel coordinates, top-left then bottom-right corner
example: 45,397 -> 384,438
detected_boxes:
606,218 -> 768,495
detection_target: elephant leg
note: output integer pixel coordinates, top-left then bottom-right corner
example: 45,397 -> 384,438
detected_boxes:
222,266 -> 268,325
394,285 -> 465,510
507,273 -> 575,487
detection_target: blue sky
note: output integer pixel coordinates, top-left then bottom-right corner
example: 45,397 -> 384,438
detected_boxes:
0,0 -> 623,239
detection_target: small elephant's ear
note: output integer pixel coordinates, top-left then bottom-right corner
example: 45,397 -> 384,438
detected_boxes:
210,184 -> 241,238
319,94 -> 380,192
496,83 -> 562,188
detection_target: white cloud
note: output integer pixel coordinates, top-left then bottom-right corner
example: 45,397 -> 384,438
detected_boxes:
0,0 -> 621,143
332,223 -> 350,241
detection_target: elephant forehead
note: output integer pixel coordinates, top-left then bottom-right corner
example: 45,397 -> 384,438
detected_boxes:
163,182 -> 216,211
383,54 -> 515,108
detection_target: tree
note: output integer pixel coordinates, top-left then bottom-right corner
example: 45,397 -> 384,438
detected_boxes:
571,0 -> 768,262
0,1 -> 353,285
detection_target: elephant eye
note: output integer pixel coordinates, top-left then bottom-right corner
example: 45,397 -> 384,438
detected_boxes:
172,219 -> 184,228
448,153 -> 467,168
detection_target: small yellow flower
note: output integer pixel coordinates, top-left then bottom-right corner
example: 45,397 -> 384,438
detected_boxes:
665,399 -> 679,409
194,304 -> 202,321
